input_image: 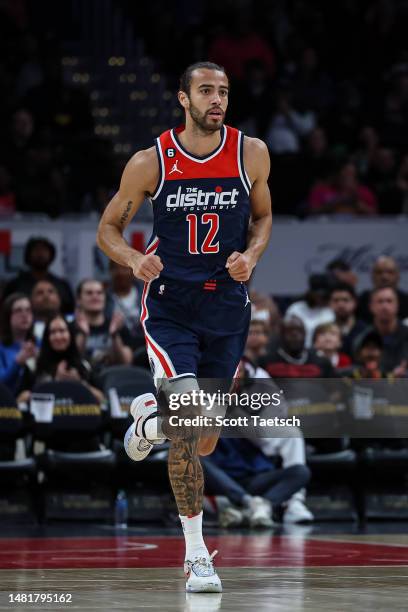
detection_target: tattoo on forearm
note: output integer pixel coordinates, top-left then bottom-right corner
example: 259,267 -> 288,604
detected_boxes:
120,201 -> 132,225
168,437 -> 204,516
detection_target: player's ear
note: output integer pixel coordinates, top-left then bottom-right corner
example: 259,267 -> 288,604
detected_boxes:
178,90 -> 189,110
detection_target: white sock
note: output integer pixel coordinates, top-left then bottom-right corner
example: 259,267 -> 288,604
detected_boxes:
179,511 -> 208,560
143,415 -> 166,440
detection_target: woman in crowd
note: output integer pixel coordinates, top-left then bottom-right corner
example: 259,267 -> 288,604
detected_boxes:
0,293 -> 37,394
17,314 -> 104,403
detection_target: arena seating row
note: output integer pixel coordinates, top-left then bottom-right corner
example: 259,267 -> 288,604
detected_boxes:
1,372 -> 408,523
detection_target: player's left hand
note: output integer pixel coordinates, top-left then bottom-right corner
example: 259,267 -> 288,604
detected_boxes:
226,251 -> 255,281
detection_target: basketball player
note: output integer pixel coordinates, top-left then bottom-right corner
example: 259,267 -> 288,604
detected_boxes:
97,62 -> 272,592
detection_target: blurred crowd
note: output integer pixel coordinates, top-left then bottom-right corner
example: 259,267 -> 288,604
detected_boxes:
2,0 -> 408,217
0,0 -> 117,217
122,0 -> 408,216
2,235 -> 408,525
1,236 -> 407,404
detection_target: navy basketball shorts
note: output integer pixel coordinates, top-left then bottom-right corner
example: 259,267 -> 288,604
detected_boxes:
141,277 -> 251,387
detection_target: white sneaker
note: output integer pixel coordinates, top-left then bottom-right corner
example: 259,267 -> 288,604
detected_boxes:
245,496 -> 274,528
124,393 -> 161,461
218,505 -> 244,528
184,551 -> 222,593
284,499 -> 314,523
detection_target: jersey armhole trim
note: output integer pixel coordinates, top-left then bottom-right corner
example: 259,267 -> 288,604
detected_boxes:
238,131 -> 251,195
150,138 -> 165,200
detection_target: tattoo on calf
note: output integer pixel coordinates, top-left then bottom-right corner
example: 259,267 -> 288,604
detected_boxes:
120,201 -> 132,225
168,437 -> 204,516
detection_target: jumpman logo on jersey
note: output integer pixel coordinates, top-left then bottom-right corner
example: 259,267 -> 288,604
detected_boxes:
169,160 -> 183,175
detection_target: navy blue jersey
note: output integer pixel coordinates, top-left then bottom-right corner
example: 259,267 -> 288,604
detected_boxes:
148,125 -> 251,282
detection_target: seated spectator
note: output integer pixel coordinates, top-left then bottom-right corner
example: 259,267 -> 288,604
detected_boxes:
31,279 -> 62,342
208,17 -> 275,82
366,147 -> 399,214
307,161 -> 378,216
3,109 -> 35,172
368,287 -> 408,375
285,274 -> 334,347
237,359 -> 313,523
75,279 -> 133,372
105,260 -> 144,349
351,126 -> 380,177
328,283 -> 367,356
17,314 -> 103,403
326,258 -> 358,289
357,255 -> 408,322
313,322 -> 352,370
202,437 -> 310,528
3,237 -> 75,314
0,293 -> 38,394
249,290 -> 281,337
244,319 -> 270,365
343,329 -> 386,379
265,88 -> 316,154
259,316 -> 335,378
297,127 -> 332,197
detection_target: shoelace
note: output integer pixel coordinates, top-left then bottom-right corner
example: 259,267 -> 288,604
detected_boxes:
188,550 -> 218,577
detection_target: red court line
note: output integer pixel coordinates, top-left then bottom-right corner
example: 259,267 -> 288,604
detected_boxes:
1,536 -> 408,569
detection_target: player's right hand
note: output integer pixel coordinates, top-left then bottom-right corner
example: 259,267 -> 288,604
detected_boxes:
129,253 -> 163,282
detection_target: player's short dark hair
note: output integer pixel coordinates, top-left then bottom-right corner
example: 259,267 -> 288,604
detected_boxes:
179,62 -> 227,95
329,282 -> 356,299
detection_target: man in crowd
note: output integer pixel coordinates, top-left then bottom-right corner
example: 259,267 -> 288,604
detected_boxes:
105,260 -> 144,349
3,237 -> 75,314
75,279 -> 133,372
285,274 -> 334,347
259,316 -> 335,378
357,255 -> 408,322
244,319 -> 270,364
202,437 -> 311,528
368,287 -> 408,375
326,258 -> 358,290
31,280 -> 62,342
328,283 -> 367,356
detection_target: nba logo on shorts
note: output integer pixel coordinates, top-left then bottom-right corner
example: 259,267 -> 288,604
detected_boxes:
159,284 -> 165,295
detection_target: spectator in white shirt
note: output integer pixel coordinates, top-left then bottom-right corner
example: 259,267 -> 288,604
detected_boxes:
285,274 -> 334,347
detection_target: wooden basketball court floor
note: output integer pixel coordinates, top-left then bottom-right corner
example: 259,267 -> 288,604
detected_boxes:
1,527 -> 408,611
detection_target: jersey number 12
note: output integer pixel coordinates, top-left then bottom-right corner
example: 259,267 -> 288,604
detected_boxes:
186,213 -> 219,254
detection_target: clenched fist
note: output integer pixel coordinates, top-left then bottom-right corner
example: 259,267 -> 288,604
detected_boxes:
129,252 -> 163,282
226,251 -> 256,282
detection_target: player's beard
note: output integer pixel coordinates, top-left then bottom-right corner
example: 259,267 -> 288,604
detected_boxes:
188,101 -> 224,134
